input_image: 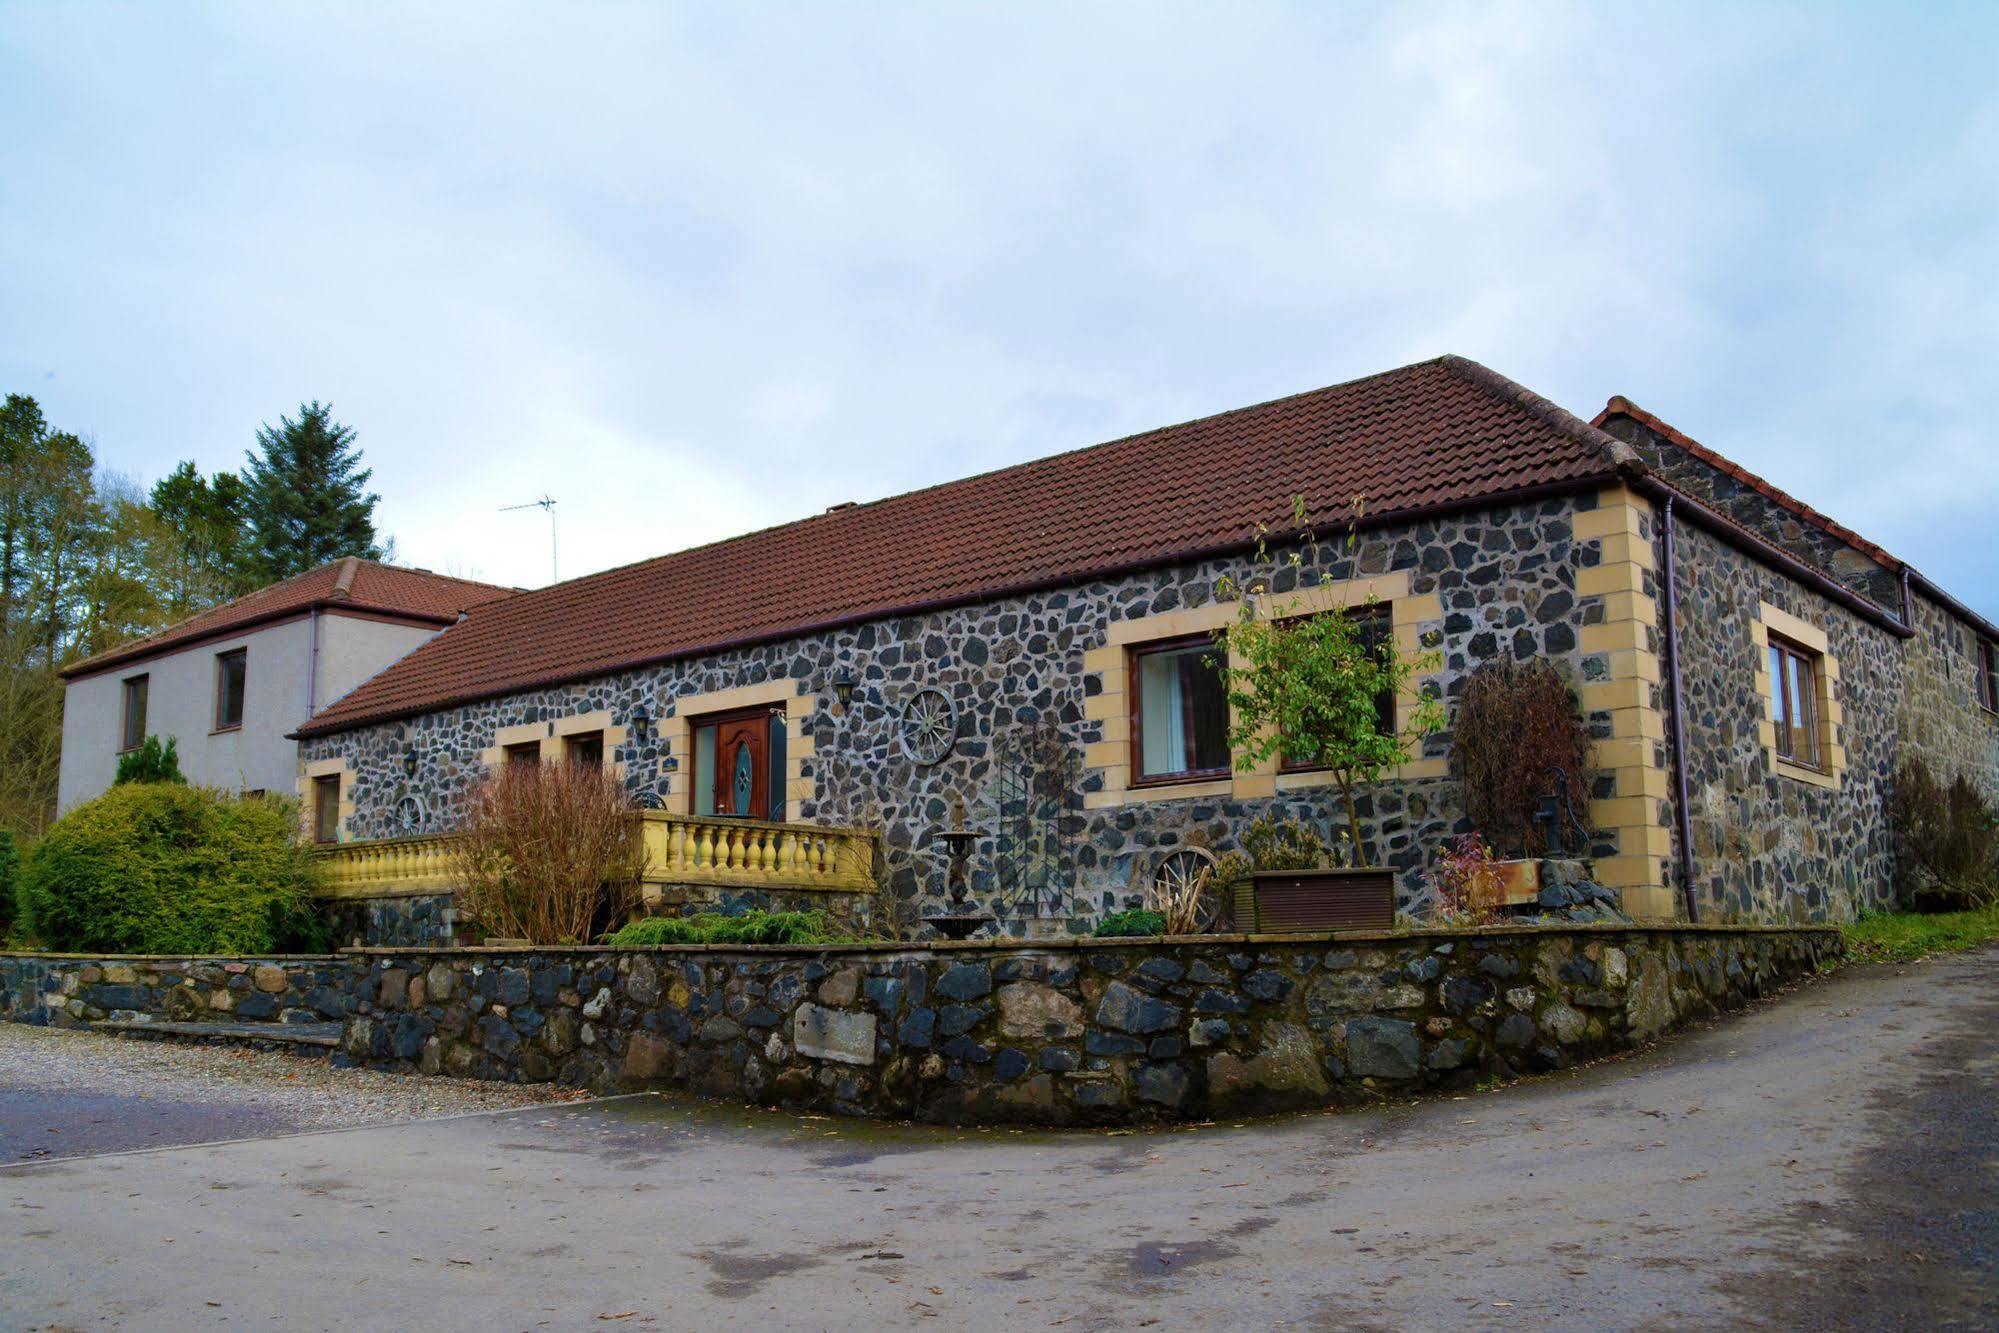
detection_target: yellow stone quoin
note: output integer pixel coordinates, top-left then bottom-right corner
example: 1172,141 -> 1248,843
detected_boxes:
1578,484 -> 1677,919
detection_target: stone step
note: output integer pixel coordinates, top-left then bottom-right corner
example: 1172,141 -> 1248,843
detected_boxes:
96,1019 -> 343,1050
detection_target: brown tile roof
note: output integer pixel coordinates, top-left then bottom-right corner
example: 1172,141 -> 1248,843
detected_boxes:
61,558 -> 517,680
297,355 -> 1638,737
1592,395 -> 1902,570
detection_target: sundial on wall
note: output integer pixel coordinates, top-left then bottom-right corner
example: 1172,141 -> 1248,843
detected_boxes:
899,687 -> 958,766
392,793 -> 428,836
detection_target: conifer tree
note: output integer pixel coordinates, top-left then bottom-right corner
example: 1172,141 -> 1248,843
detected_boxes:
241,401 -> 382,580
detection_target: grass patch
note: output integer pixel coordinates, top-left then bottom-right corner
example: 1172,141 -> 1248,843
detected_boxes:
1842,906 -> 1999,963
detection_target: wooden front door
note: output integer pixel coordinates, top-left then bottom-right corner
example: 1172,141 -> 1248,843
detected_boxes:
712,712 -> 769,819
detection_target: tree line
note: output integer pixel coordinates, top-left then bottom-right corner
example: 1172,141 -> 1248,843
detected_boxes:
0,396 -> 384,837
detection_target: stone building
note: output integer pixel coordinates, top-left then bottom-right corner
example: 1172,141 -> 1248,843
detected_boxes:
294,356 -> 1999,937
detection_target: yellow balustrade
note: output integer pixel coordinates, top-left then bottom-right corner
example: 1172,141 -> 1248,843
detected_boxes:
313,833 -> 463,899
313,812 -> 876,899
638,810 -> 877,894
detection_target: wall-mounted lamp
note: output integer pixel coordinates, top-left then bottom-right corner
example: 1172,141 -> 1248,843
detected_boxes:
832,675 -> 856,710
630,706 -> 651,741
402,746 -> 419,777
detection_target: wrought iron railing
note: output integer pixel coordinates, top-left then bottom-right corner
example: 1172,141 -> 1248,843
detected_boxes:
313,811 -> 876,899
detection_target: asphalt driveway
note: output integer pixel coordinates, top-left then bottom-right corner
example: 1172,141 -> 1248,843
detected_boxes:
2,947 -> 1994,1330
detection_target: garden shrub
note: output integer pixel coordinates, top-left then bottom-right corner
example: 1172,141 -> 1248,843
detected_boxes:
452,761 -> 646,945
1449,659 -> 1594,857
114,735 -> 186,786
1889,757 -> 1998,912
606,910 -> 844,947
1092,908 -> 1166,938
19,784 -> 324,954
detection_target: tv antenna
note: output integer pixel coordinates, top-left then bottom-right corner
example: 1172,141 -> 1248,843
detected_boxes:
499,494 -> 559,584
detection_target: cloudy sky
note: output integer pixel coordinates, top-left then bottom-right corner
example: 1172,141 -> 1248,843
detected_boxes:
4,3 -> 1995,610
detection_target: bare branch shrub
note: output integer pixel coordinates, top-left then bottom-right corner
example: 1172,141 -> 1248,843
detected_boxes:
1449,659 -> 1595,857
450,762 -> 646,944
1889,757 -> 1998,912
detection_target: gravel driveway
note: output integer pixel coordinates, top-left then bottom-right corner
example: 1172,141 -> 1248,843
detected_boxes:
0,1025 -> 578,1162
3,947 -> 1993,1329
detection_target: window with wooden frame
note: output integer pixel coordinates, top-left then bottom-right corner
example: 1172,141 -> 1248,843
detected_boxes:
1277,605 -> 1396,772
213,648 -> 247,731
565,730 -> 604,770
312,775 -> 341,844
504,740 -> 542,767
119,674 -> 149,752
1767,636 -> 1823,769
1979,640 -> 1999,716
1129,634 -> 1231,784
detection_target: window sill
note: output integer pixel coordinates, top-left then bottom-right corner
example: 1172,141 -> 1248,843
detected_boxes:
1775,757 -> 1840,791
211,724 -> 244,736
1128,769 -> 1232,791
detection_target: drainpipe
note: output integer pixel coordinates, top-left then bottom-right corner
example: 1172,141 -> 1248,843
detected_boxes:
1661,498 -> 1700,923
305,606 -> 321,723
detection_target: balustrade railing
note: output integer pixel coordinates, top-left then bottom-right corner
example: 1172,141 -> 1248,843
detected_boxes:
313,811 -> 876,899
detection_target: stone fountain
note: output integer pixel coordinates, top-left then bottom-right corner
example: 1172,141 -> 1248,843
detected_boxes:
923,797 -> 993,940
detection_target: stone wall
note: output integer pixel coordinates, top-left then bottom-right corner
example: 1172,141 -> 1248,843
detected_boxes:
1898,592 -> 1999,805
1665,520 -> 1903,920
2,925 -> 1840,1124
0,954 -> 346,1028
302,494 -> 1619,927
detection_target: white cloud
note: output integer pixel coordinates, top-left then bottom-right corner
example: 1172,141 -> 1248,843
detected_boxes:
2,1 -> 1994,608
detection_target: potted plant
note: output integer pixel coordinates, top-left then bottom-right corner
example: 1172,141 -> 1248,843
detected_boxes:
1448,658 -> 1595,900
1214,497 -> 1446,930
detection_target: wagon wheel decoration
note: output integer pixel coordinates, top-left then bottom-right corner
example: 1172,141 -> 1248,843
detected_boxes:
899,687 -> 958,766
391,794 -> 428,836
1150,847 -> 1227,932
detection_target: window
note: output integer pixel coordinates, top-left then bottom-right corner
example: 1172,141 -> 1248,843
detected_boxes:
1129,636 -> 1231,783
504,740 -> 542,767
1278,607 -> 1396,771
214,648 -> 247,731
689,707 -> 786,821
566,731 -> 604,769
1768,637 -> 1822,769
1979,640 -> 1999,715
120,674 -> 148,751
312,776 -> 341,844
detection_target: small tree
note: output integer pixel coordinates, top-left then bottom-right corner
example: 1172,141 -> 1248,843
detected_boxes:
1215,498 -> 1445,865
114,735 -> 185,786
450,761 -> 647,944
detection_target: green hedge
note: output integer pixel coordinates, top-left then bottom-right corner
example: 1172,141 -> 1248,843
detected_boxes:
19,784 -> 325,954
606,910 -> 846,947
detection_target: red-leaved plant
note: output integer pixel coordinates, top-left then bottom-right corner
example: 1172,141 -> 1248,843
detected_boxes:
1428,831 -> 1504,927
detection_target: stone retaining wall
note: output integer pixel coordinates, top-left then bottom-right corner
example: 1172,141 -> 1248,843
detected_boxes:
1,923 -> 1839,1124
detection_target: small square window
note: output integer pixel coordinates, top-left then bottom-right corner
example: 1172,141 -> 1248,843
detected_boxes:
1129,636 -> 1231,783
120,674 -> 149,752
504,740 -> 541,767
566,731 -> 604,770
312,775 -> 341,844
1768,636 -> 1823,769
214,649 -> 247,731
